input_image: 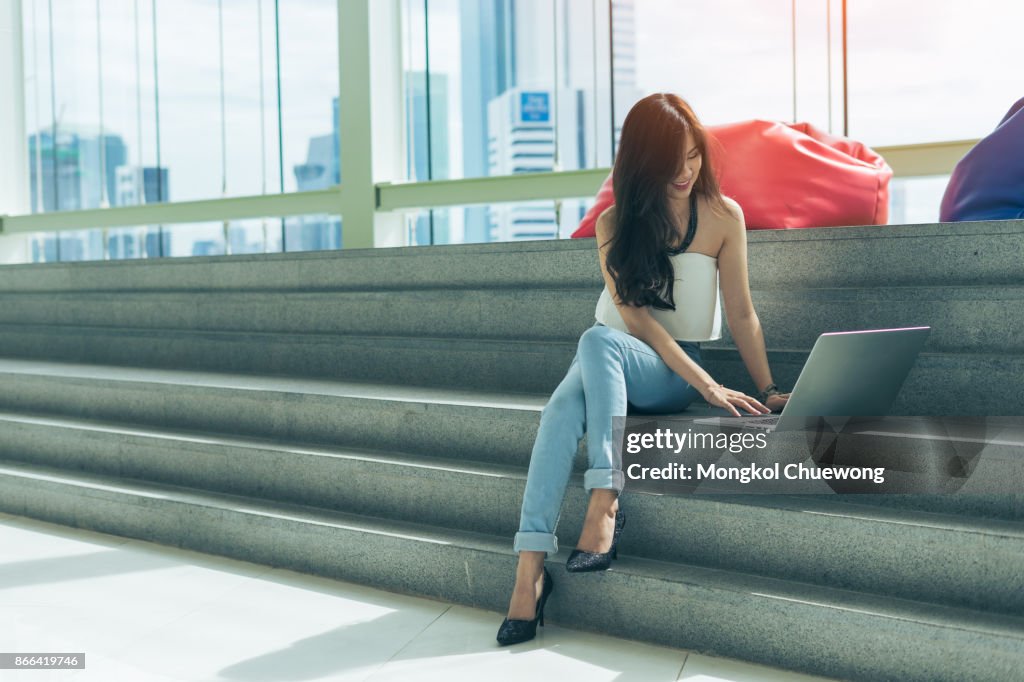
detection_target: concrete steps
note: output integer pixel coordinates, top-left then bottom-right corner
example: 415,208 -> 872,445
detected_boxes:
0,365 -> 1022,616
0,359 -> 548,469
0,459 -> 1022,682
3,358 -> 1022,509
0,221 -> 1021,416
2,219 -> 1023,680
1,220 -> 1022,292
0,325 -> 1017,415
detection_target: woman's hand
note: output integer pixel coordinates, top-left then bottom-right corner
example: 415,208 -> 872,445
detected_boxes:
700,383 -> 771,417
765,392 -> 790,413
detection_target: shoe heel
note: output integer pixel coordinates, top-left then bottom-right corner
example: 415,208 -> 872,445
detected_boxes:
612,510 -> 625,560
539,568 -> 551,627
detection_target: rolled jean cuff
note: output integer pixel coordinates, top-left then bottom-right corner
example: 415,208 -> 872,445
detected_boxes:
584,467 -> 625,492
513,531 -> 558,555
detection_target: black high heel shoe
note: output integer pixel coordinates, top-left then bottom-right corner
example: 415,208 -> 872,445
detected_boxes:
496,567 -> 554,646
565,509 -> 626,573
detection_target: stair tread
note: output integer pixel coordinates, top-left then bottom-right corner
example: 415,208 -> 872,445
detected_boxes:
2,283 -> 1024,297
752,284 -> 1024,298
0,409 -> 527,479
0,356 -> 550,407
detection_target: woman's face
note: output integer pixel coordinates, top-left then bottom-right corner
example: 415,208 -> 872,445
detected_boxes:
667,132 -> 702,200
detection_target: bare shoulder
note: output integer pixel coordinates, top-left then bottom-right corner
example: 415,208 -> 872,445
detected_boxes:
720,195 -> 744,222
595,205 -> 617,240
708,195 -> 746,237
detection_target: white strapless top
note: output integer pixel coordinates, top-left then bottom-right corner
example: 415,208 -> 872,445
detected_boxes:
594,252 -> 722,342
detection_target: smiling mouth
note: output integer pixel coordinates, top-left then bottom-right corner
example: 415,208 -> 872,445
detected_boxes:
672,180 -> 691,189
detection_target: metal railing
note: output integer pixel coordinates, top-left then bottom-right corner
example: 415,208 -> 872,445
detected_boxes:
0,138 -> 978,240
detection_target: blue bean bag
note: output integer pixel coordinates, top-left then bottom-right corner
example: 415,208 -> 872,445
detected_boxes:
940,97 -> 1024,221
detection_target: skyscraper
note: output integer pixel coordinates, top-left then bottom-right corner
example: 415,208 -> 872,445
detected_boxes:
290,97 -> 342,252
486,88 -> 559,241
458,0 -> 514,243
116,166 -> 170,206
25,126 -> 168,262
461,0 -> 638,241
28,127 -> 127,212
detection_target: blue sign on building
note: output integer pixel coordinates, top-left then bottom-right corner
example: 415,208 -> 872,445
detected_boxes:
520,91 -> 550,123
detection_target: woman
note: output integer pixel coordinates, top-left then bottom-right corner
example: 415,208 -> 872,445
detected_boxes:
496,93 -> 790,646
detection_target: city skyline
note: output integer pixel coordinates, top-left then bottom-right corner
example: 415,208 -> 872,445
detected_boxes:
17,0 -> 1022,260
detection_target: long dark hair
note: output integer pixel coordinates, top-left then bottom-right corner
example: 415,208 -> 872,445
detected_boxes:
602,93 -> 728,310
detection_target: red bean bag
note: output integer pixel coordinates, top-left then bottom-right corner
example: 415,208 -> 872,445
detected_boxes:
572,119 -> 892,236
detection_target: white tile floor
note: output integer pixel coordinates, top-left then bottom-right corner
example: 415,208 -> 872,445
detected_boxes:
0,512 -> 840,682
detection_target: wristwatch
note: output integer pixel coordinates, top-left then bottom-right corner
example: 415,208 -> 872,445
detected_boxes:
758,382 -> 781,404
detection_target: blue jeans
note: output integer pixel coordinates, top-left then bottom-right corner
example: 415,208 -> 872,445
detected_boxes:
513,321 -> 703,554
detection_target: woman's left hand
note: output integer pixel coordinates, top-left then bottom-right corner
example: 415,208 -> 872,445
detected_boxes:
766,393 -> 790,413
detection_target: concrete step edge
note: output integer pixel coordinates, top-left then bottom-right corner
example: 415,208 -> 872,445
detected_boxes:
1,283 -> 1024,298
0,410 -> 526,479
0,322 -> 582,348
0,357 -> 548,409
1,326 -> 1021,364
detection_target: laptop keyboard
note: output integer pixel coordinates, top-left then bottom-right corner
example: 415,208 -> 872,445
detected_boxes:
691,414 -> 783,431
738,415 -> 780,429
749,415 -> 780,424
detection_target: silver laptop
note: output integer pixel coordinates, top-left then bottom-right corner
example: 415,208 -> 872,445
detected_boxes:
696,327 -> 931,432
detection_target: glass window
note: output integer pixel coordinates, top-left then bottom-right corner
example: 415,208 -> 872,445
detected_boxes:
888,176 -> 950,226
405,198 -> 594,246
20,0 -> 337,210
848,0 -> 1024,146
46,0 -> 108,260
155,1 -> 221,202
278,1 -> 339,193
100,0 -> 160,205
22,214 -> 340,264
405,0 -> 607,185
630,0 -> 798,127
284,214 -> 343,252
24,0 -> 55,215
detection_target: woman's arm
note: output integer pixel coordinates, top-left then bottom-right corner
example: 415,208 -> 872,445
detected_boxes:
595,209 -> 768,416
717,198 -> 788,410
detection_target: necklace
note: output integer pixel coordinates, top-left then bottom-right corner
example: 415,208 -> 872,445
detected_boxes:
667,192 -> 699,255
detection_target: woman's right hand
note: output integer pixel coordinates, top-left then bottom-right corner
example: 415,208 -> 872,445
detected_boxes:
700,383 -> 770,417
